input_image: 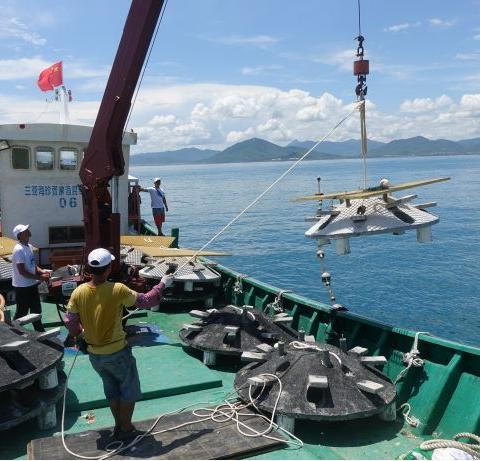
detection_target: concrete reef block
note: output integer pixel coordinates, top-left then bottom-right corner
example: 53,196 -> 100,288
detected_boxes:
36,327 -> 61,341
273,316 -> 293,324
241,352 -> 267,363
356,380 -> 384,394
182,324 -> 203,332
360,356 -> 387,365
189,310 -> 210,319
15,313 -> 42,326
308,375 -> 329,389
348,346 -> 368,356
256,343 -> 274,353
247,375 -> 276,387
0,340 -> 29,351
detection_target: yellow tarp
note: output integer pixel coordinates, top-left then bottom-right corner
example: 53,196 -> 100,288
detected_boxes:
120,235 -> 175,248
0,236 -> 37,257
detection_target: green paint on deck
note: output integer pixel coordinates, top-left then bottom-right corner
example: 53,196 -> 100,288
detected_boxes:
64,344 -> 223,411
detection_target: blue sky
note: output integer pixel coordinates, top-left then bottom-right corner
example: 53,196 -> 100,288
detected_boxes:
1,0 -> 480,152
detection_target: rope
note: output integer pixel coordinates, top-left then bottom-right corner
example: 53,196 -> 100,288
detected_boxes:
171,103 -> 360,277
123,0 -> 169,135
420,433 -> 480,459
264,290 -> 292,314
394,331 -> 430,385
60,355 -> 303,459
398,403 -> 420,428
290,341 -> 342,366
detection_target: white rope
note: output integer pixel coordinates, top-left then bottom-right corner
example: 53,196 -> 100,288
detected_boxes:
420,433 -> 480,459
171,103 -> 361,276
394,331 -> 430,385
398,403 -> 420,428
290,341 -> 342,366
122,104 -> 359,321
60,354 -> 303,459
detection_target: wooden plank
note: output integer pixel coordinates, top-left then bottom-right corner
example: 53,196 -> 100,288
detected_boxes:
293,177 -> 450,202
120,235 -> 175,248
28,408 -> 286,459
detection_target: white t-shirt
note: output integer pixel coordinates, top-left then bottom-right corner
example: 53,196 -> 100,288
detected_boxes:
12,243 -> 38,288
147,187 -> 166,209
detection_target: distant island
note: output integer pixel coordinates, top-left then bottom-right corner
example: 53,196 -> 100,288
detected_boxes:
130,135 -> 480,166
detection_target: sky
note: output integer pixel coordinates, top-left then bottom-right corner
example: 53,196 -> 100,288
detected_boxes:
1,0 -> 480,153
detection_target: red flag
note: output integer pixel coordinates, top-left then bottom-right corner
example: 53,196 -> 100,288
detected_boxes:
37,61 -> 63,91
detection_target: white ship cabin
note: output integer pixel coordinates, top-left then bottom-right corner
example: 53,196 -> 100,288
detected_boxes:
0,123 -> 137,265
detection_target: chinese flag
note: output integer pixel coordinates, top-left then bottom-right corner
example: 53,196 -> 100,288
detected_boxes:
37,61 -> 63,91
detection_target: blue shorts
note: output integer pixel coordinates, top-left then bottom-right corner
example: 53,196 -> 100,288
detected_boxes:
89,347 -> 142,402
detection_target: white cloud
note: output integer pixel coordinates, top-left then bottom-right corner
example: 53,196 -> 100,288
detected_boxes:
474,34 -> 480,40
383,22 -> 421,33
428,18 -> 455,28
241,65 -> 282,76
0,17 -> 46,46
456,52 -> 480,60
400,95 -> 453,113
2,82 -> 480,150
212,35 -> 279,47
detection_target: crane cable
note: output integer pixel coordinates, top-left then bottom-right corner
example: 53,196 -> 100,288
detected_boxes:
122,100 -> 362,322
123,0 -> 169,136
172,102 -> 362,276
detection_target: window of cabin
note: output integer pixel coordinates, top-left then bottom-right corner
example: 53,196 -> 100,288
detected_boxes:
35,147 -> 54,170
49,226 -> 85,244
59,149 -> 78,170
12,146 -> 30,169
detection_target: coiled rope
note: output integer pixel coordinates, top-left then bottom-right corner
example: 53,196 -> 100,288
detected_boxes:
61,354 -> 302,459
420,433 -> 480,459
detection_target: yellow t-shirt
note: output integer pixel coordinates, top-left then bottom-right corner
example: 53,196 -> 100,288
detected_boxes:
67,282 -> 137,355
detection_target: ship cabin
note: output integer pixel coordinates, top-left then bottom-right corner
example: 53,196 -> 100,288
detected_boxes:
0,123 -> 137,265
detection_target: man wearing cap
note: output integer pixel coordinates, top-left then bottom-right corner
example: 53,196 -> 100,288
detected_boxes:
11,224 -> 51,332
139,178 -> 168,236
64,248 -> 174,441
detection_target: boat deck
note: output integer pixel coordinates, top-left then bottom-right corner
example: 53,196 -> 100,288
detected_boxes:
1,301 -> 428,460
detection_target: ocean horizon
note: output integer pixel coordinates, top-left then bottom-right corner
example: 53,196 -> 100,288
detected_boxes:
131,154 -> 480,347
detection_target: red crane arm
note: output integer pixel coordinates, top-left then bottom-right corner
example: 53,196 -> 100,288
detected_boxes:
79,0 -> 165,269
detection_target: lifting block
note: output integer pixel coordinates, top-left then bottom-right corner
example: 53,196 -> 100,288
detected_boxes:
308,375 -> 329,389
241,352 -> 267,363
305,335 -> 316,343
0,340 -> 29,351
15,313 -> 42,326
273,316 -> 293,324
356,380 -> 384,394
182,324 -> 203,332
348,346 -> 368,356
190,310 -> 209,319
36,327 -> 61,341
360,356 -> 387,366
248,375 -> 276,387
256,343 -> 274,353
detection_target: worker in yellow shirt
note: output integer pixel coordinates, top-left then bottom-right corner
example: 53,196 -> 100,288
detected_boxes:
65,248 -> 173,441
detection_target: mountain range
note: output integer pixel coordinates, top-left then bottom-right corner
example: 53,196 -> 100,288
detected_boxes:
130,136 -> 480,165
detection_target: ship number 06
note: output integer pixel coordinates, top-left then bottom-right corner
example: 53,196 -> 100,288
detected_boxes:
59,197 -> 77,208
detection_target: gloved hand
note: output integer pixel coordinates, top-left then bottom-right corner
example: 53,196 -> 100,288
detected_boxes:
160,274 -> 175,288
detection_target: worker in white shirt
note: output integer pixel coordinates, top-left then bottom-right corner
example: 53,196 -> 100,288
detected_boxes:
139,177 -> 168,236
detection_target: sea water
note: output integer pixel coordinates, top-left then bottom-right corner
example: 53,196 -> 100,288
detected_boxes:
131,154 -> 480,346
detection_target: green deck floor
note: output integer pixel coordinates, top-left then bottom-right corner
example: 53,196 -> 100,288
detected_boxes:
1,303 -> 429,460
